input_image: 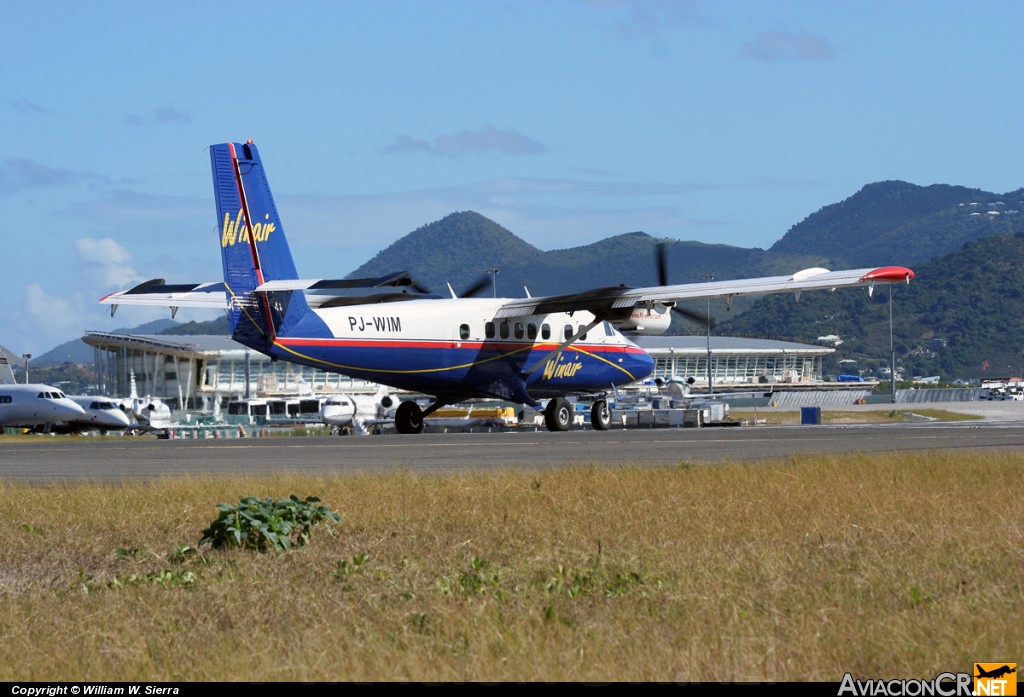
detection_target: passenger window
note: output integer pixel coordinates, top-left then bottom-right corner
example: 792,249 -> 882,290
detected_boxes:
459,323 -> 470,340
500,321 -> 510,339
514,323 -> 524,339
527,323 -> 537,340
542,324 -> 551,340
564,325 -> 573,341
485,321 -> 495,338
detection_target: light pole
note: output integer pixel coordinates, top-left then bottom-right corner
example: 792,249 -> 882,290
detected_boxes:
22,354 -> 31,384
702,273 -> 714,393
488,266 -> 500,298
889,285 -> 896,403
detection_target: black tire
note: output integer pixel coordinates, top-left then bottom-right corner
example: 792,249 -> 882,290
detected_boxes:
591,399 -> 612,430
395,400 -> 424,434
544,397 -> 572,432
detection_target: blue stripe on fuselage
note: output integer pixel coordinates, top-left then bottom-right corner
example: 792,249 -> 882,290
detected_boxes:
269,339 -> 653,398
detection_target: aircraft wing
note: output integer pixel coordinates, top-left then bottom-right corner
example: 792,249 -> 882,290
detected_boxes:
100,280 -> 229,313
493,266 -> 914,319
100,272 -> 432,314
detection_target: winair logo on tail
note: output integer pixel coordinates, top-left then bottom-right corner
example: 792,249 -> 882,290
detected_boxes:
541,353 -> 583,380
221,210 -> 277,248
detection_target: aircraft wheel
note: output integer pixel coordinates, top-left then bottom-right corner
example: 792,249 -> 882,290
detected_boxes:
591,399 -> 612,431
544,397 -> 572,432
395,400 -> 424,434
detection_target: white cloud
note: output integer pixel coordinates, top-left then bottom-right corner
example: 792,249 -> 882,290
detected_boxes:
10,98 -> 51,115
19,282 -> 83,355
586,0 -> 709,42
123,106 -> 192,127
383,126 -> 546,158
0,157 -> 110,198
742,30 -> 834,63
74,237 -> 142,288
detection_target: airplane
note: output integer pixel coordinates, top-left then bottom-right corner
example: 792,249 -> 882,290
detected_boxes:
100,140 -> 915,434
319,384 -> 397,435
0,384 -> 89,431
66,396 -> 133,432
118,371 -> 173,431
2,352 -> 131,433
1,354 -> 93,431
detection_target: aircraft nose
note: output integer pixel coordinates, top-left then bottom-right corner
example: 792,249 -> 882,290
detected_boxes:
57,400 -> 88,419
629,351 -> 655,382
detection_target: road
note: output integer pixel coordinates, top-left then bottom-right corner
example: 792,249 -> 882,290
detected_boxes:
2,417 -> 1022,482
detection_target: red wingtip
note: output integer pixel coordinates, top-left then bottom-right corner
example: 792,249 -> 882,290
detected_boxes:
860,266 -> 915,282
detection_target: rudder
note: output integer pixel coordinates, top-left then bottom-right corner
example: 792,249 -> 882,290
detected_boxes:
210,141 -> 319,348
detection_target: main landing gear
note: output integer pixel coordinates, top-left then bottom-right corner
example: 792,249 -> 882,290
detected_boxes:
395,396 -> 612,434
395,400 -> 425,434
543,396 -> 611,432
544,397 -> 573,431
590,398 -> 612,430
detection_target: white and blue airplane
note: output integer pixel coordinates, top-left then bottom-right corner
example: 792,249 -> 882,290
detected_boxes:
101,140 -> 914,434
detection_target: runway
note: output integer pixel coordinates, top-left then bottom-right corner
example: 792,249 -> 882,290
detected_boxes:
2,419 -> 1023,482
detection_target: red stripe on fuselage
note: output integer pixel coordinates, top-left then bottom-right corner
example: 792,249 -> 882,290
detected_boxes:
276,337 -> 648,353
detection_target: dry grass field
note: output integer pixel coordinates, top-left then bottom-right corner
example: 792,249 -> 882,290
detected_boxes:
1,451 -> 1020,682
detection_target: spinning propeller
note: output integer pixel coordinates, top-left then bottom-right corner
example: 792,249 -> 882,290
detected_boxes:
655,242 -> 716,329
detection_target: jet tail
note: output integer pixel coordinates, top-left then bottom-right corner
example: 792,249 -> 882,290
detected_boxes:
210,141 -> 323,349
0,356 -> 16,385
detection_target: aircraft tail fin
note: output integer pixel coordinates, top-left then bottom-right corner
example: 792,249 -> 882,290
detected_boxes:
0,356 -> 16,385
210,141 -> 321,348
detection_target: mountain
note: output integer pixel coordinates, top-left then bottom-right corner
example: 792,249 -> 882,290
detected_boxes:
718,232 -> 1024,380
769,181 -> 1024,267
348,212 -> 767,297
350,211 -> 543,295
33,318 -> 179,365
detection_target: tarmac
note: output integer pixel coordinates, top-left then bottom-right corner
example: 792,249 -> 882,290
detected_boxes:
816,399 -> 1024,421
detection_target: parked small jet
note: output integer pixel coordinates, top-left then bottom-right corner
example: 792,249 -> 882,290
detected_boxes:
117,371 -> 172,431
67,396 -> 133,431
0,384 -> 88,430
101,140 -> 914,434
320,385 -> 397,435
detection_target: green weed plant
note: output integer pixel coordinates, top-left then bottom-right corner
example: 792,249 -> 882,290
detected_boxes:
198,495 -> 341,551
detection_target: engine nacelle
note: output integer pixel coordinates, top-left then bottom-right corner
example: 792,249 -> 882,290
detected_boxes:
612,305 -> 673,335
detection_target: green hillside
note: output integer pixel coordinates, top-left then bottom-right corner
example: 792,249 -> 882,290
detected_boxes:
719,232 -> 1024,380
769,181 -> 1024,266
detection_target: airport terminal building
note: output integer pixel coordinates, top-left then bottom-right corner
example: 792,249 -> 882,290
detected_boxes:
82,332 -> 372,411
635,336 -> 833,389
82,331 -> 834,410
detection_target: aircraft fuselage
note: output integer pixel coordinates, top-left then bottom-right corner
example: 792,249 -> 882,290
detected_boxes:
0,384 -> 88,428
258,297 -> 654,402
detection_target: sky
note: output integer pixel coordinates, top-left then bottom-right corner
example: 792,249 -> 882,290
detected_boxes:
2,0 -> 1022,356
